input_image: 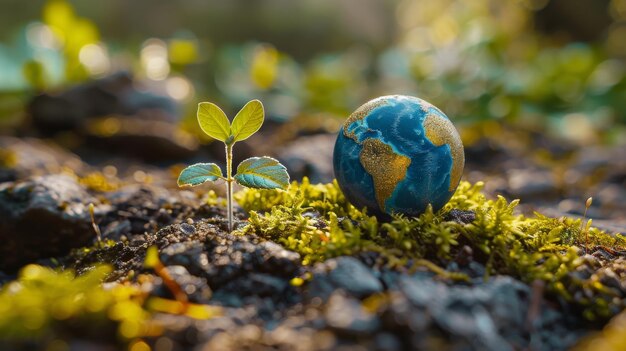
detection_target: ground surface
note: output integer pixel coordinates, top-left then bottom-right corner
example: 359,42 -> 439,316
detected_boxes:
0,133 -> 624,351
0,81 -> 625,350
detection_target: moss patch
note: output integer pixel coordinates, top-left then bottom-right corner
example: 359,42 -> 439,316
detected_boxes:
236,178 -> 626,321
0,149 -> 17,168
0,265 -> 154,344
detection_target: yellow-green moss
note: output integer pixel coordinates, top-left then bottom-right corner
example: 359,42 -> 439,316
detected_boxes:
236,178 -> 626,320
0,149 -> 17,168
0,264 -> 156,344
576,309 -> 626,350
79,172 -> 122,192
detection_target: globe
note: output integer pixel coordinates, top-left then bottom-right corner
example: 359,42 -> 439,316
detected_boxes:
333,95 -> 464,218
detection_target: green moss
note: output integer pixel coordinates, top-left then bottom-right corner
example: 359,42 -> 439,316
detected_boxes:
0,264 -> 153,345
79,172 -> 122,192
236,178 -> 626,320
576,308 -> 626,350
69,239 -> 119,262
0,149 -> 17,168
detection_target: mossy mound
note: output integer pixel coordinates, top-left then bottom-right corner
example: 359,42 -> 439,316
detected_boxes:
0,265 -> 154,345
237,178 -> 626,321
1,179 -> 625,350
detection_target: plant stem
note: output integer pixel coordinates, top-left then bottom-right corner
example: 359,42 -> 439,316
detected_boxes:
225,142 -> 234,232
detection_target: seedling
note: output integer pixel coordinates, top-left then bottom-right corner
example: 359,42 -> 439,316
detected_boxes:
581,197 -> 593,253
89,203 -> 102,244
177,99 -> 290,231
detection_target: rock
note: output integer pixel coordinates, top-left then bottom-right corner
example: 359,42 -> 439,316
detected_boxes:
324,291 -> 380,335
380,290 -> 432,336
180,223 -> 196,235
220,273 -> 290,299
464,138 -> 510,170
83,117 -> 198,161
249,273 -> 290,296
573,146 -> 625,178
444,209 -> 476,224
0,174 -> 106,271
277,134 -> 335,183
570,265 -> 594,281
398,275 -> 540,350
107,184 -> 178,208
579,254 -> 601,269
28,72 -> 178,135
27,72 -> 198,161
101,220 -> 132,242
0,137 -> 87,182
374,332 -> 402,351
306,272 -> 337,302
506,169 -> 559,201
160,241 -> 210,277
257,241 -> 301,274
311,256 -> 383,299
598,268 -> 623,293
327,257 -> 383,298
154,265 -> 212,303
594,184 -> 626,219
467,261 -> 487,277
399,274 -> 448,308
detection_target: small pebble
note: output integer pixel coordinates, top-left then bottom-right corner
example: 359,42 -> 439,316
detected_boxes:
180,223 -> 196,235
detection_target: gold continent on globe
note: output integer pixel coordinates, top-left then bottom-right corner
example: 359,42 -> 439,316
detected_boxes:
333,95 -> 465,217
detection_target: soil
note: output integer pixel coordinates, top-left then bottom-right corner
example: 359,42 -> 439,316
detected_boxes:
0,136 -> 621,351
0,78 -> 624,350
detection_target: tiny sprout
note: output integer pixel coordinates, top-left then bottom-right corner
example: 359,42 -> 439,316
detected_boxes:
582,197 -> 593,253
178,100 -> 290,232
88,203 -> 102,243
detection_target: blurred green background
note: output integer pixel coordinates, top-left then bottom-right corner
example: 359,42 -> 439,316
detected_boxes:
1,0 -> 625,145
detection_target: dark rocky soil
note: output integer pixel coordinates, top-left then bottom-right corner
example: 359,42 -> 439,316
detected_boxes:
70,208 -> 592,350
0,78 -> 624,350
0,136 -> 620,350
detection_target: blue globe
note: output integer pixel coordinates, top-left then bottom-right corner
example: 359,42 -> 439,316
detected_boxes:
333,95 -> 464,217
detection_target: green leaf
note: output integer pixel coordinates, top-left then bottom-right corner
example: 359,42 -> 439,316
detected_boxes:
234,156 -> 289,189
178,163 -> 223,186
230,99 -> 264,142
197,102 -> 231,142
